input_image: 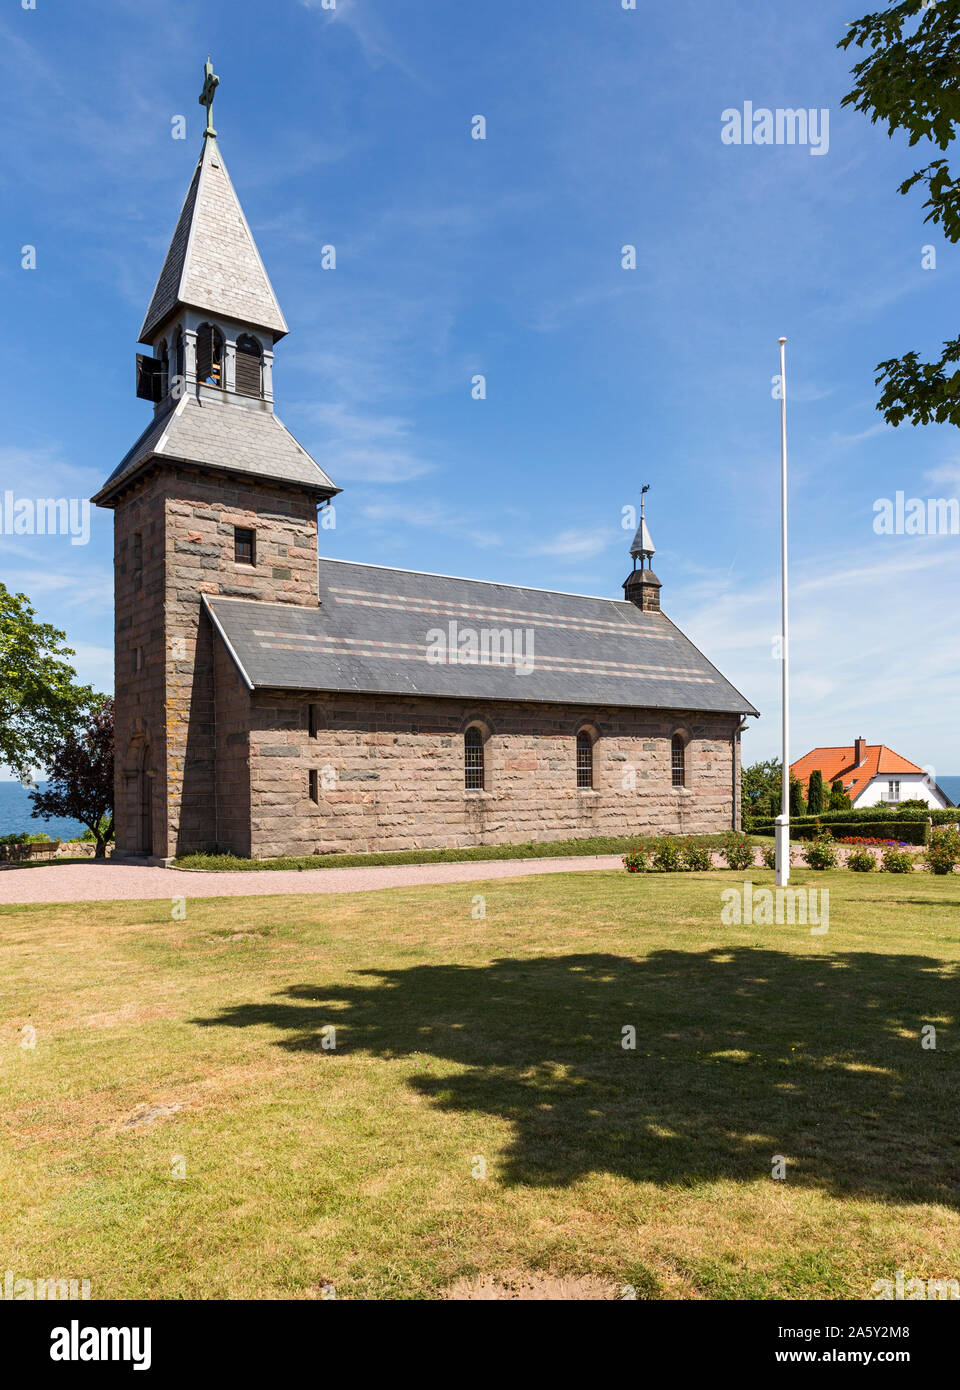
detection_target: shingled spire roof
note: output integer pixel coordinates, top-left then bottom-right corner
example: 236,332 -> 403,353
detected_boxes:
139,134 -> 288,344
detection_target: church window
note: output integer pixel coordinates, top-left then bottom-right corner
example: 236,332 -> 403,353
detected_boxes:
196,323 -> 224,387
465,725 -> 484,790
671,734 -> 686,788
158,340 -> 169,398
235,334 -> 263,397
174,330 -> 184,385
308,703 -> 319,738
234,527 -> 256,565
576,730 -> 593,789
309,769 -> 319,803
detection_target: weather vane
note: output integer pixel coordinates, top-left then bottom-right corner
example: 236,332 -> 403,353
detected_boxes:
198,56 -> 220,139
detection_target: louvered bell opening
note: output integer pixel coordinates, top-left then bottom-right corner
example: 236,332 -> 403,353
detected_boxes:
235,336 -> 263,397
196,325 -> 223,387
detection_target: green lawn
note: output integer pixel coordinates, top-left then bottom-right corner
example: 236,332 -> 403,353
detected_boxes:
1,868 -> 958,1300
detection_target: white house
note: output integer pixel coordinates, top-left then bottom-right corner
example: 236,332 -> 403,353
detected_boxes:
791,738 -> 951,810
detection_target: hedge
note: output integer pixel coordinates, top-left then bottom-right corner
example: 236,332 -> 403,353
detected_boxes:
750,819 -> 929,845
747,807 -> 958,832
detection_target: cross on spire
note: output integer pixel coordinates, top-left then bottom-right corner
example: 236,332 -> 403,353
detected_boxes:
198,56 -> 220,138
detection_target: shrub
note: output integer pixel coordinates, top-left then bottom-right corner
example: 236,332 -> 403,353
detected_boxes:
789,776 -> 806,816
652,838 -> 684,872
846,847 -> 876,872
762,844 -> 777,871
680,843 -> 712,872
803,831 -> 838,870
720,835 -> 755,870
829,778 -> 851,811
622,845 -> 650,873
807,769 -> 825,816
924,828 -> 960,876
881,846 -> 914,874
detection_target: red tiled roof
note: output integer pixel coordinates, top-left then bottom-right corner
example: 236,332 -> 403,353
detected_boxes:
790,744 -> 924,803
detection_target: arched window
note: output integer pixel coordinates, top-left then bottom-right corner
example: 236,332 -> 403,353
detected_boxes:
576,730 -> 593,789
235,334 -> 263,397
464,725 -> 484,790
158,339 -> 169,397
196,323 -> 224,387
671,734 -> 686,788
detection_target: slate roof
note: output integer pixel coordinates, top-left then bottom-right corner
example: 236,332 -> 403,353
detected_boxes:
91,395 -> 338,505
205,559 -> 758,714
139,136 -> 288,343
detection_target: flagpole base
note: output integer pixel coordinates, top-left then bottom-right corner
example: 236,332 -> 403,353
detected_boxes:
775,815 -> 790,887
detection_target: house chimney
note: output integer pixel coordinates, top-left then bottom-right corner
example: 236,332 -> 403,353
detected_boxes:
854,736 -> 866,764
623,484 -> 661,612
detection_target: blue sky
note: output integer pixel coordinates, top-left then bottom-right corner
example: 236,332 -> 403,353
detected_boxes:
2,0 -> 959,776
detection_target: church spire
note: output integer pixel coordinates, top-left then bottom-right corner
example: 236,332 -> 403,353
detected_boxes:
138,59 -> 287,345
623,485 -> 662,612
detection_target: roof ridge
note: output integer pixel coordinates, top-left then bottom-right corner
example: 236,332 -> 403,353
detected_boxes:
316,555 -> 638,605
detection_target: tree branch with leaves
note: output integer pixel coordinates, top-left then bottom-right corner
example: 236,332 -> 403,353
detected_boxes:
839,0 -> 960,425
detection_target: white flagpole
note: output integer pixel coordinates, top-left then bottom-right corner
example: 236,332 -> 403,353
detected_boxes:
775,336 -> 790,887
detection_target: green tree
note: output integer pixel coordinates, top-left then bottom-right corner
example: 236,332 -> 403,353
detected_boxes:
789,775 -> 807,817
839,1 -> 960,426
807,768 -> 826,815
30,698 -> 114,857
829,778 -> 852,811
0,583 -> 94,778
742,757 -> 782,821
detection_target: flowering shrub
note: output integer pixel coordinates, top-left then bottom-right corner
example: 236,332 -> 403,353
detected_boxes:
622,845 -> 650,873
924,828 -> 960,876
881,846 -> 914,874
839,835 -> 910,848
803,831 -> 838,870
652,838 -> 684,872
721,836 -> 755,870
846,847 -> 876,872
681,843 -> 712,872
762,844 -> 777,871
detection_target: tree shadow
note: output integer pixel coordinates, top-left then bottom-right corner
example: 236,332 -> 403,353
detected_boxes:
192,947 -> 960,1202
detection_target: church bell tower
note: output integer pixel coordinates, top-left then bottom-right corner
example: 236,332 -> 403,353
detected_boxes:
92,59 -> 339,859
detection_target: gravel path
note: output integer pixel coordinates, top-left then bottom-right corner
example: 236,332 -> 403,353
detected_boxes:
0,855 -> 627,905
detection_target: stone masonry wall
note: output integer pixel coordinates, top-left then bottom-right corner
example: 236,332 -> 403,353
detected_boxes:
236,691 -> 740,859
112,465 -> 320,857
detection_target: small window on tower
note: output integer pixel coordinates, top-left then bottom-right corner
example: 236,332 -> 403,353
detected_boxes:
308,703 -> 318,738
234,528 -> 256,566
309,769 -> 319,803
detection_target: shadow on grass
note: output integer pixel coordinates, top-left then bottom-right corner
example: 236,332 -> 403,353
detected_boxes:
193,948 -> 959,1201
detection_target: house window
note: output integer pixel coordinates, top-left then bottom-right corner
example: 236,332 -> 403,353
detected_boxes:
235,334 -> 263,397
234,527 -> 256,565
576,730 -> 593,789
887,780 -> 900,802
671,734 -> 685,788
309,769 -> 319,803
465,726 -> 484,790
196,323 -> 224,387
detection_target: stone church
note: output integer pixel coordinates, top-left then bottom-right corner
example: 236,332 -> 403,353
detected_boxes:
92,67 -> 756,861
